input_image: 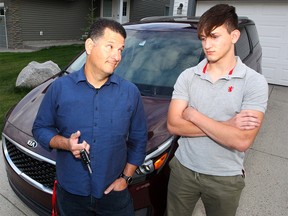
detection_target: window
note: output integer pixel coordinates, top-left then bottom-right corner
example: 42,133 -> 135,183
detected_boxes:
103,0 -> 112,17
114,29 -> 202,96
123,2 -> 127,16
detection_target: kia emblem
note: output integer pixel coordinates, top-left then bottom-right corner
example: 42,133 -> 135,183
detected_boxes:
27,139 -> 38,148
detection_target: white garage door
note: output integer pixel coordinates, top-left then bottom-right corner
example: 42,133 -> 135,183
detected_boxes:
196,1 -> 288,86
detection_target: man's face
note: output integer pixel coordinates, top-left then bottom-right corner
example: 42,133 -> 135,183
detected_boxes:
87,28 -> 125,77
199,25 -> 238,63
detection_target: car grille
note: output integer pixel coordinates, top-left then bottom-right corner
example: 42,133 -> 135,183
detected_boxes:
5,138 -> 56,190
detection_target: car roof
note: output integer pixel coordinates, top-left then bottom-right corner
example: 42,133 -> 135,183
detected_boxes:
124,16 -> 255,30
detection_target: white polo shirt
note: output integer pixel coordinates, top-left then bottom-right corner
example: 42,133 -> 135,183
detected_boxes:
172,57 -> 268,176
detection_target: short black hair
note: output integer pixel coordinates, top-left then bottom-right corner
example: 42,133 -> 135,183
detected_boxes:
87,18 -> 127,41
198,4 -> 238,39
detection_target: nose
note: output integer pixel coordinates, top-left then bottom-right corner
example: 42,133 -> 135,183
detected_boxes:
203,37 -> 212,50
112,49 -> 122,62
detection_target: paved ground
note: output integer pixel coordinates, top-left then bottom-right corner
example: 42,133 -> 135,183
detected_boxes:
0,45 -> 287,215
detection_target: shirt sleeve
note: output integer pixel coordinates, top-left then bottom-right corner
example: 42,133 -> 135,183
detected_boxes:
126,86 -> 148,166
32,81 -> 59,151
172,68 -> 194,102
242,72 -> 269,113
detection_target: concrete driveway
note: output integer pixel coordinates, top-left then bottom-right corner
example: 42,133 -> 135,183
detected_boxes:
1,85 -> 288,216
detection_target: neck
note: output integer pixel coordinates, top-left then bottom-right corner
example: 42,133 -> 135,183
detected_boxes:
208,55 -> 236,70
84,65 -> 109,89
206,56 -> 237,82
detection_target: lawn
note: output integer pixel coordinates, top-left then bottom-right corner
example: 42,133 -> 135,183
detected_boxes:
0,44 -> 84,131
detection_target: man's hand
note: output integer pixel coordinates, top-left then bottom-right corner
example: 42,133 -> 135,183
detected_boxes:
104,178 -> 128,194
104,163 -> 137,194
68,131 -> 90,159
182,106 -> 197,122
225,110 -> 261,130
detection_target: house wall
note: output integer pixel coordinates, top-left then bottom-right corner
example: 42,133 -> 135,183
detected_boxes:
5,0 -> 92,48
0,1 -> 8,48
4,0 -> 171,49
130,0 -> 170,22
20,0 -> 90,41
173,0 -> 188,15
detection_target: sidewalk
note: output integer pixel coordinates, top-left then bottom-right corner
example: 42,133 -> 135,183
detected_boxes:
0,40 -> 84,53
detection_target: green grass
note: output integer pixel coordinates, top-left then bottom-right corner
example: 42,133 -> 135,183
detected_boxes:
0,44 -> 84,131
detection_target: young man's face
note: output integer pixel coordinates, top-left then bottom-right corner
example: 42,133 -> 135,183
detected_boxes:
86,28 -> 125,77
199,24 -> 239,63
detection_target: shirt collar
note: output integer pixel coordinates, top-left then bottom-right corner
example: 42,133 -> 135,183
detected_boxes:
71,65 -> 120,86
195,57 -> 246,80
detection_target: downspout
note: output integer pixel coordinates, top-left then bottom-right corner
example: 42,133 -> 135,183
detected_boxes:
169,0 -> 174,16
4,7 -> 8,49
187,0 -> 197,16
119,0 -> 123,23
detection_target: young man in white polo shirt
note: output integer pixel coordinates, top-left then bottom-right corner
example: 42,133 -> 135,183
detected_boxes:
166,4 -> 268,216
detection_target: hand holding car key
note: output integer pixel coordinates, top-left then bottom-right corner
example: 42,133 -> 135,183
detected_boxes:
80,149 -> 93,174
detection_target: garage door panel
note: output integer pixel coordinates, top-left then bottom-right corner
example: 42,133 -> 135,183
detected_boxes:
262,64 -> 274,82
262,47 -> 280,59
263,66 -> 288,86
277,66 -> 288,86
259,25 -> 285,40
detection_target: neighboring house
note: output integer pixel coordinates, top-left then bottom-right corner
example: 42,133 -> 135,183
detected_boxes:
170,0 -> 288,86
0,0 -> 169,49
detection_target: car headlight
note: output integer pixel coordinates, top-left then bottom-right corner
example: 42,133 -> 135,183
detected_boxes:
137,136 -> 174,175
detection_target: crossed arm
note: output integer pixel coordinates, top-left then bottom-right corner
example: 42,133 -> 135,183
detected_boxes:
167,99 -> 264,152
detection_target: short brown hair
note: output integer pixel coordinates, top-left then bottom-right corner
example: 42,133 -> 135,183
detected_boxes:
197,4 -> 238,39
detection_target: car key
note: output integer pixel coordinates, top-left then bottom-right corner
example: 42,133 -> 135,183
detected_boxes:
80,149 -> 93,174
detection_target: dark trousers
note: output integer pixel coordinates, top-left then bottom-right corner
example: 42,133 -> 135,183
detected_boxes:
56,183 -> 134,216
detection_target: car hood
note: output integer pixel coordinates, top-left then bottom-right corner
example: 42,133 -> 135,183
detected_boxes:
4,78 -> 172,159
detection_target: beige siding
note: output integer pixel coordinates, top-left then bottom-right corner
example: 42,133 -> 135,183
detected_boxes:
20,0 -> 90,41
130,0 -> 170,22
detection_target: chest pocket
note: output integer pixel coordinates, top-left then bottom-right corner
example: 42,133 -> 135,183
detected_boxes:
111,107 -> 132,135
99,99 -> 133,135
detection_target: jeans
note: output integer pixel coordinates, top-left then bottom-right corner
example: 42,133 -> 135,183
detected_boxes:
167,157 -> 245,216
56,183 -> 134,216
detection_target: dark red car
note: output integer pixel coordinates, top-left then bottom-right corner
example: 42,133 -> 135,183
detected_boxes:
1,16 -> 262,216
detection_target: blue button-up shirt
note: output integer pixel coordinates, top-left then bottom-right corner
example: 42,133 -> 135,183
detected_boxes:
32,67 -> 147,198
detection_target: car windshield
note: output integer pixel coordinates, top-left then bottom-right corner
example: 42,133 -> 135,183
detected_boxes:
66,28 -> 203,97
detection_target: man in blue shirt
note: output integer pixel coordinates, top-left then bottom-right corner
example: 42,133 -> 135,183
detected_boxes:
33,18 -> 147,216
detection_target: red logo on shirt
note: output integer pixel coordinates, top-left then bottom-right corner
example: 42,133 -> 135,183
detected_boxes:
228,86 -> 233,92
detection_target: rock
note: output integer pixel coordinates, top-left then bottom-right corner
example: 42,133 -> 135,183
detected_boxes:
16,61 -> 61,88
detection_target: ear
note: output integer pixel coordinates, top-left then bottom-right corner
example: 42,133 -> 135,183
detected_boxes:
231,29 -> 240,44
85,38 -> 94,55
